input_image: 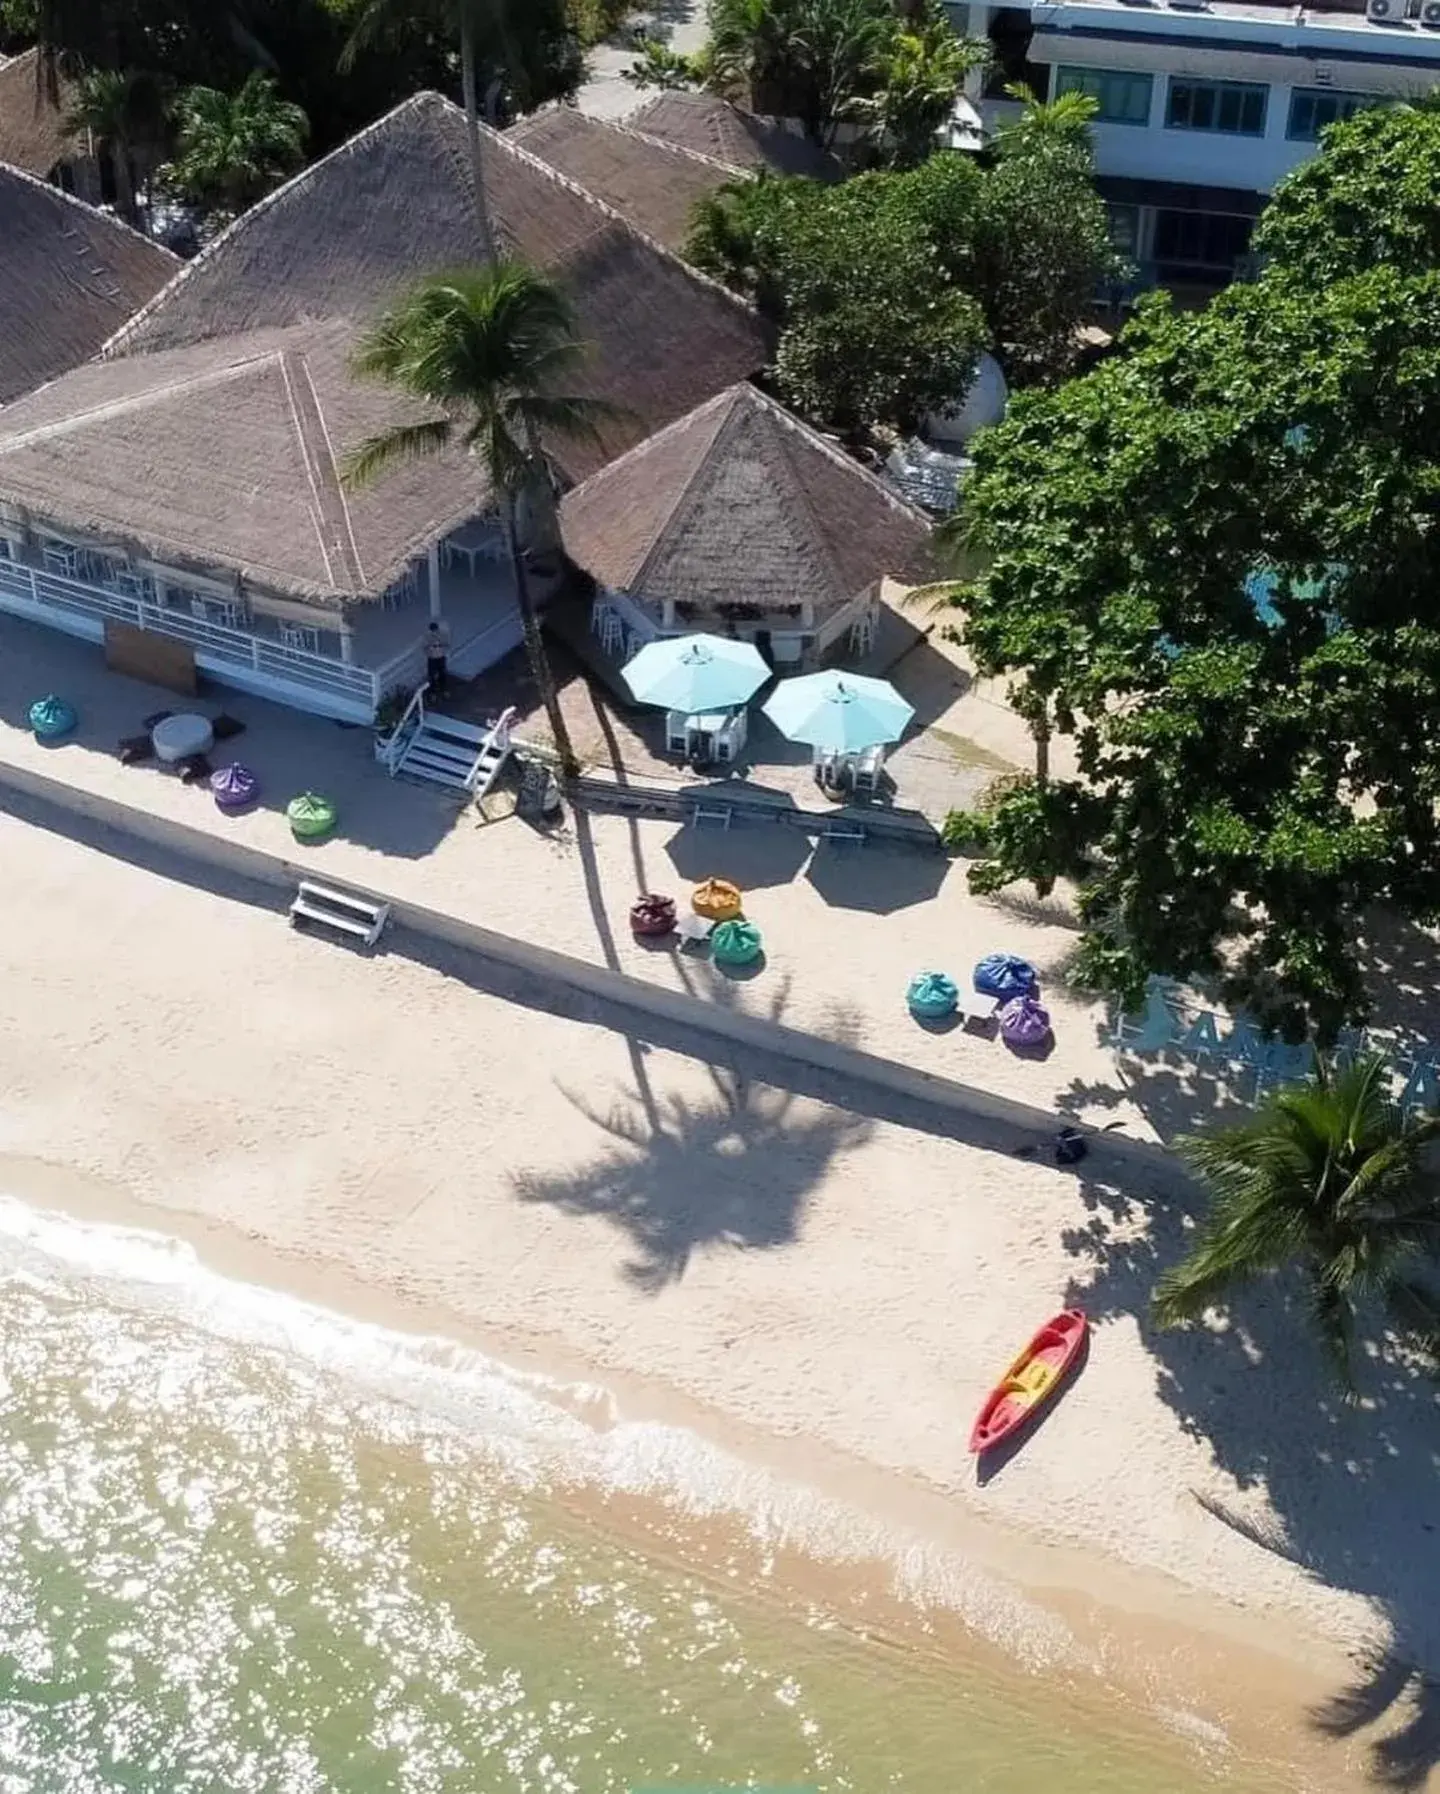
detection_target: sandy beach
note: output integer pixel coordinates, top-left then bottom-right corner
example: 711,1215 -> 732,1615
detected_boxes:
0,715 -> 1435,1788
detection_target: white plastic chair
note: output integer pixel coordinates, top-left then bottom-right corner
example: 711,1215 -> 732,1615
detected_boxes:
852,743 -> 884,795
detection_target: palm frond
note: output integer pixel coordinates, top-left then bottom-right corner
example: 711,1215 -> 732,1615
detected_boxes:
340,418 -> 454,492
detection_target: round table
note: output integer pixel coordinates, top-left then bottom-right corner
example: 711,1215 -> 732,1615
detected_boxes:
151,712 -> 214,763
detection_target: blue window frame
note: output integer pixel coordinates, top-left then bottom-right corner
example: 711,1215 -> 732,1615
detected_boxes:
1166,77 -> 1268,136
1286,89 -> 1367,141
1054,65 -> 1154,125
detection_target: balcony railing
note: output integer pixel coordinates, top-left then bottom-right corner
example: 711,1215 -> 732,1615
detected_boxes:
0,557 -> 383,721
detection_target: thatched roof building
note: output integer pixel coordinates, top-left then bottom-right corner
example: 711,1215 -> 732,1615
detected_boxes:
0,92 -> 770,607
0,160 -> 177,405
625,92 -> 842,182
0,48 -> 75,183
507,105 -> 739,252
560,382 -> 930,625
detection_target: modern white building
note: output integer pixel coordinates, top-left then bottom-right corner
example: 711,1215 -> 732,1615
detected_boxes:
954,0 -> 1440,283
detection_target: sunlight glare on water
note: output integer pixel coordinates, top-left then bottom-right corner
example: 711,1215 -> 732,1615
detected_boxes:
0,1207 -> 1279,1794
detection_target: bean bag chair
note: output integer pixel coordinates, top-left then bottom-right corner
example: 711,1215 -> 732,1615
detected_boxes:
210,763 -> 260,813
630,893 -> 677,937
907,972 -> 958,1020
711,918 -> 763,967
29,695 -> 76,740
692,877 -> 742,922
974,952 -> 1039,1001
287,791 -> 337,842
999,995 -> 1052,1050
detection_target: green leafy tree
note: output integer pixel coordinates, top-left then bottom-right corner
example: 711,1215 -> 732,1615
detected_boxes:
861,8 -> 986,168
64,65 -> 172,225
623,37 -> 706,90
162,71 -> 307,216
344,264 -> 613,780
946,104 -> 1440,1039
707,0 -> 893,147
1155,1054 -> 1440,1390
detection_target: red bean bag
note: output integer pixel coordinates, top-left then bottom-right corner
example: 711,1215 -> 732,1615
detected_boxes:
630,893 -> 677,936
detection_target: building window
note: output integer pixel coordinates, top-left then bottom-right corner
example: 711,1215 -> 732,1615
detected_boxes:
1055,66 -> 1153,125
1153,208 -> 1254,276
1104,202 -> 1141,259
1287,89 -> 1367,142
1166,78 -> 1267,136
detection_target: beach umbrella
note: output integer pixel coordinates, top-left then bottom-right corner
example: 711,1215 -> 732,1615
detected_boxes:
621,633 -> 768,713
762,670 -> 914,753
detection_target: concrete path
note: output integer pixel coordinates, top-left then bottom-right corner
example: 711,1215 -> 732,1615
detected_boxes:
577,0 -> 707,122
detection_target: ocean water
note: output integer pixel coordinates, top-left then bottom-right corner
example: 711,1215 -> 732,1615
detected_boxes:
0,1196 -> 1278,1794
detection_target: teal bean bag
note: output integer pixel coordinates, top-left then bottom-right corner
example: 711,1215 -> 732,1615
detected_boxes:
29,695 -> 76,740
907,971 -> 958,1020
286,791 -> 337,841
711,918 -> 762,967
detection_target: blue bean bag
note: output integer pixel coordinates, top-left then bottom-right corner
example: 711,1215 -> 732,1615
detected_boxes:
29,695 -> 76,740
907,972 -> 958,1020
974,952 -> 1039,1001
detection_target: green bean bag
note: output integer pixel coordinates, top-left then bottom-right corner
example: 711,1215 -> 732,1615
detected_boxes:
711,918 -> 762,967
286,791 -> 336,841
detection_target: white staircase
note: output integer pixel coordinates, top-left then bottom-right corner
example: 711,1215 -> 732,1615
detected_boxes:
386,701 -> 517,797
289,880 -> 390,946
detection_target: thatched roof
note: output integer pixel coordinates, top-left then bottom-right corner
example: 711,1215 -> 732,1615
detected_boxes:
0,92 -> 768,606
0,160 -> 177,405
507,105 -> 738,252
625,92 -> 842,182
559,383 -> 931,621
0,48 -> 75,180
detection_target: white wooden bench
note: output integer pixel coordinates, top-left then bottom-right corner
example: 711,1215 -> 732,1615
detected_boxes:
289,880 -> 390,947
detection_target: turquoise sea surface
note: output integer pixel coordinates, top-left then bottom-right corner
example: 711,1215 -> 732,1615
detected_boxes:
0,1197 -> 1281,1794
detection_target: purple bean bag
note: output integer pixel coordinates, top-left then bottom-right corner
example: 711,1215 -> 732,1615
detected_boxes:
974,952 -> 1039,1001
999,995 -> 1052,1050
210,762 -> 260,812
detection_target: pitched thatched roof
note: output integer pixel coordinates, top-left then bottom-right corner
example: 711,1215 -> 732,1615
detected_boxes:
625,92 -> 842,182
0,92 -> 768,606
0,48 -> 75,180
507,105 -> 738,252
559,383 -> 931,621
0,160 -> 178,405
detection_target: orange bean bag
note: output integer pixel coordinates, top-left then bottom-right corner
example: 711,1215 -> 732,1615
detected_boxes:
691,877 -> 742,922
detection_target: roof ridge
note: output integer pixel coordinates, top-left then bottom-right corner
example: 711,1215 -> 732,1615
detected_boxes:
100,91 -> 452,360
742,383 -> 934,531
512,100 -> 750,180
278,345 -> 365,592
0,155 -> 180,264
629,387 -> 755,590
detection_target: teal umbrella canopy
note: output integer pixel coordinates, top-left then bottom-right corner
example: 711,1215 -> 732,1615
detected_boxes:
621,633 -> 768,713
762,671 -> 914,752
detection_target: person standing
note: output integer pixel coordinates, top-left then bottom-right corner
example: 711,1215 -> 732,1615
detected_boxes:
425,619 -> 450,697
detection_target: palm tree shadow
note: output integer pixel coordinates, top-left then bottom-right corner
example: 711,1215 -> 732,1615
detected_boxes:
513,1040 -> 872,1289
1311,1649 -> 1440,1791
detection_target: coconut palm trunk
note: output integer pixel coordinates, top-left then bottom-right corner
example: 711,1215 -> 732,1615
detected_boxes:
500,497 -> 573,777
458,7 -> 498,263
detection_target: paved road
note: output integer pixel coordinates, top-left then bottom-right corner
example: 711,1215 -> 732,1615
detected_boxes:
577,0 -> 707,121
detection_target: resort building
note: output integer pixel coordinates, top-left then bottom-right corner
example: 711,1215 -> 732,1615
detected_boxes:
507,106 -> 745,254
954,0 -> 1440,284
0,47 -> 99,200
0,160 -> 177,404
0,92 -> 770,724
561,383 -> 932,673
623,91 -> 845,180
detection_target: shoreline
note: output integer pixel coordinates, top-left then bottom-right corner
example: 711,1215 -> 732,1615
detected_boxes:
0,1149 -> 1376,1791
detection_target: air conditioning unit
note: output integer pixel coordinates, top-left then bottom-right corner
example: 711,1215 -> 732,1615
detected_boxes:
1367,0 -> 1400,21
1421,0 -> 1440,26
1313,63 -> 1335,82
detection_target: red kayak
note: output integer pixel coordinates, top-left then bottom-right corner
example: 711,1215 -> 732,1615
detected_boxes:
968,1309 -> 1088,1454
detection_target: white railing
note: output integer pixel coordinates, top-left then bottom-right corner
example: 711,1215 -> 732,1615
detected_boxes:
464,705 -> 517,794
378,683 -> 427,775
0,559 -> 379,714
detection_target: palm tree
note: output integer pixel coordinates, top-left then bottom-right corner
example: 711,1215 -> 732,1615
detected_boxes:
64,67 -> 171,229
993,83 -> 1098,157
343,264 -> 614,781
709,0 -> 895,148
340,0 -> 500,262
163,73 -> 308,220
1154,1053 -> 1440,1390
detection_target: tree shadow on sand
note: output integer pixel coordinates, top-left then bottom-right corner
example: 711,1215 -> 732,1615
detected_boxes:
1057,1141 -> 1440,1787
511,975 -> 873,1291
